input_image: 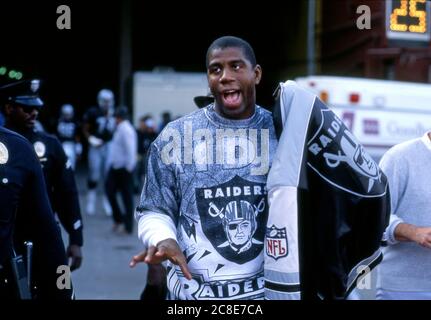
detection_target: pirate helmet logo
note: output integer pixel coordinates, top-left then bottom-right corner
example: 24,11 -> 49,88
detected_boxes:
210,198 -> 265,254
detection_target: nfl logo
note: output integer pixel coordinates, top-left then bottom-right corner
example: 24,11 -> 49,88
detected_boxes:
265,225 -> 288,260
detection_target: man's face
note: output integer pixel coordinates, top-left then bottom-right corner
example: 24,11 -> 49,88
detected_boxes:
6,104 -> 38,129
227,220 -> 252,246
99,98 -> 112,113
207,47 -> 262,120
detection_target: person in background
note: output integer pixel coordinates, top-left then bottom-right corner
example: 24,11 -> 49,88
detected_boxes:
135,114 -> 157,192
82,89 -> 116,216
376,131 -> 431,300
57,104 -> 82,170
2,79 -> 83,283
158,111 -> 171,132
105,106 -> 137,234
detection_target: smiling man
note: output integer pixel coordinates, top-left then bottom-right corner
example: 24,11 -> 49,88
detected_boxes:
131,36 -> 278,300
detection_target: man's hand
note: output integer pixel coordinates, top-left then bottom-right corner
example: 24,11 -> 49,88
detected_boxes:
67,244 -> 83,271
395,223 -> 431,249
129,239 -> 192,280
88,135 -> 103,148
413,227 -> 431,248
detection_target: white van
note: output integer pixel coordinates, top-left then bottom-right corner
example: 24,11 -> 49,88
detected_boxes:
133,70 -> 208,127
295,76 -> 431,160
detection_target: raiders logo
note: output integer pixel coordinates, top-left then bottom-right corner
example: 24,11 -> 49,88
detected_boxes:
265,225 -> 288,260
307,101 -> 386,197
196,175 -> 267,264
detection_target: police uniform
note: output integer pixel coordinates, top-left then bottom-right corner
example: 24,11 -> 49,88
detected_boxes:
22,129 -> 83,247
0,125 -> 73,299
2,80 -> 83,269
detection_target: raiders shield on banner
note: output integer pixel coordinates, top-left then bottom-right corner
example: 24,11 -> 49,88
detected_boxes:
307,101 -> 384,198
196,175 -> 267,264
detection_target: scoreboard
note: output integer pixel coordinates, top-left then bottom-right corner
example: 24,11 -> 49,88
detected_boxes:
386,0 -> 431,42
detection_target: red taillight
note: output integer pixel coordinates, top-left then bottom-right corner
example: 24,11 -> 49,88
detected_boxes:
349,93 -> 360,103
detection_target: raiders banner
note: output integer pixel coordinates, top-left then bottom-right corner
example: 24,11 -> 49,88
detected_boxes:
264,81 -> 390,300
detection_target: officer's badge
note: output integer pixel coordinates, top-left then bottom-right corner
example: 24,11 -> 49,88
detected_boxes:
33,141 -> 46,158
30,79 -> 40,93
0,142 -> 9,164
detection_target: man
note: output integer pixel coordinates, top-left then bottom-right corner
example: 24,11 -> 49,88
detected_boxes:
105,106 -> 137,234
0,82 -> 73,299
135,114 -> 157,192
3,79 -> 83,273
57,104 -> 82,170
82,89 -> 116,216
130,36 -> 278,300
376,131 -> 431,299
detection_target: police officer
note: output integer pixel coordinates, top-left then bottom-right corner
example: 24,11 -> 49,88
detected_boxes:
2,79 -> 84,272
0,83 -> 73,299
57,104 -> 82,170
82,89 -> 116,216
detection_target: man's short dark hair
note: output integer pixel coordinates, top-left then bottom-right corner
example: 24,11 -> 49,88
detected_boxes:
206,36 -> 257,68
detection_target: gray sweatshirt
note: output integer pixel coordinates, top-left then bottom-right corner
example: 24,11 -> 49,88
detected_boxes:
377,132 -> 431,291
136,104 -> 278,300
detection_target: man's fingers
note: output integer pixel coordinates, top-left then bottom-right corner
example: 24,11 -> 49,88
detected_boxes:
145,246 -> 158,263
129,249 -> 148,268
70,256 -> 82,271
177,260 -> 192,280
169,253 -> 192,280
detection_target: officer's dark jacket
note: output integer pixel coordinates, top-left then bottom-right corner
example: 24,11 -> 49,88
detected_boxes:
0,126 -> 72,299
18,128 -> 83,246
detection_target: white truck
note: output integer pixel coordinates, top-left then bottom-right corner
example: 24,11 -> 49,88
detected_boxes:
296,76 -> 431,160
132,70 -> 209,127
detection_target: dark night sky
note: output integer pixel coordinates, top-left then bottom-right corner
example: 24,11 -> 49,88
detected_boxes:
0,1 -> 300,131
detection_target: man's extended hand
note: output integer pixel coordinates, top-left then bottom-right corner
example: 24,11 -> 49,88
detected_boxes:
129,239 -> 192,280
413,227 -> 431,249
67,244 -> 83,271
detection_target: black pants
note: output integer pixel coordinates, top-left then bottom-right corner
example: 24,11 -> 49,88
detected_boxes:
105,168 -> 134,233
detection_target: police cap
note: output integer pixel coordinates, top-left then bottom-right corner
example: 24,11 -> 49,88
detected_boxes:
0,79 -> 44,108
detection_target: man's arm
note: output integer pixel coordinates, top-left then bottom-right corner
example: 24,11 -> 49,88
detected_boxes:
130,140 -> 191,278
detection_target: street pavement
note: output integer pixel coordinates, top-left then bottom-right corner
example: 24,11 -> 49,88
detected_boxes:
62,165 -> 147,300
